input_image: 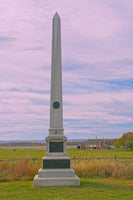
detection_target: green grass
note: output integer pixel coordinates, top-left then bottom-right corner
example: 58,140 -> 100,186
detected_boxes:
0,148 -> 133,160
0,149 -> 45,160
0,149 -> 133,199
0,178 -> 133,200
68,148 -> 133,158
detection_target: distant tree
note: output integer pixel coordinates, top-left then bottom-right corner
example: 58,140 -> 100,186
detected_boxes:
114,138 -> 123,149
105,138 -> 117,145
114,132 -> 133,150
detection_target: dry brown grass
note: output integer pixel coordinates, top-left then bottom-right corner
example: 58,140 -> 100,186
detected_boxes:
72,159 -> 133,179
0,157 -> 39,182
1,158 -> 133,182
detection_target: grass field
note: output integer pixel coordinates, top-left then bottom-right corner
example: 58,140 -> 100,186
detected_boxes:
0,149 -> 45,160
0,148 -> 133,160
0,178 -> 133,200
0,148 -> 133,199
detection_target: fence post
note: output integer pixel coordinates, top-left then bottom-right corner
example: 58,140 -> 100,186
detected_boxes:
33,157 -> 36,164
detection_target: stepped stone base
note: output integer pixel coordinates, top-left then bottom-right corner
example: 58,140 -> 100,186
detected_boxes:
33,169 -> 80,187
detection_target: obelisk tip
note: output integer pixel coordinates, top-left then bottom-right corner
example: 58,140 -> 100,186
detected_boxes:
53,12 -> 60,19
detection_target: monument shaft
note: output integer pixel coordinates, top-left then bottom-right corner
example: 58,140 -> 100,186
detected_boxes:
50,12 -> 63,130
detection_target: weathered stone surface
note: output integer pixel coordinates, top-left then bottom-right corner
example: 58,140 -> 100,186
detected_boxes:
50,12 -> 63,130
38,168 -> 76,178
33,175 -> 80,187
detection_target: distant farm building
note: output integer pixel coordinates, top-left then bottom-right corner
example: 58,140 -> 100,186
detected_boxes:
77,138 -> 111,149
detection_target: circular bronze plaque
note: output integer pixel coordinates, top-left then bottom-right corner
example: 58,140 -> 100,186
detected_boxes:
53,101 -> 60,109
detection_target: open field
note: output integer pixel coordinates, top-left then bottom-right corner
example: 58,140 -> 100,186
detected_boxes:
0,178 -> 133,200
0,148 -> 133,160
0,149 -> 45,160
0,148 -> 133,199
0,146 -> 46,150
0,145 -> 77,150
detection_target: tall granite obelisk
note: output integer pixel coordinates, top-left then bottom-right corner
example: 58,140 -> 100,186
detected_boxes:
33,12 -> 80,187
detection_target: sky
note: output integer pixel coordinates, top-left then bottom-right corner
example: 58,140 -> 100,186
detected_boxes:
0,0 -> 133,140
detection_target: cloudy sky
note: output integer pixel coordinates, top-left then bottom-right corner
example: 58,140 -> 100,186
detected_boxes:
0,0 -> 133,140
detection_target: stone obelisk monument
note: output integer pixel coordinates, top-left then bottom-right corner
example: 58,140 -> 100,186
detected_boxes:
33,12 -> 80,187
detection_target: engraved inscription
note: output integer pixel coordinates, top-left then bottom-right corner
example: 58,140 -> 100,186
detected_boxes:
43,159 -> 70,169
50,142 -> 63,152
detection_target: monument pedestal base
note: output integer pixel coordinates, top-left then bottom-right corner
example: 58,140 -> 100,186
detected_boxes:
33,169 -> 80,187
33,144 -> 80,187
33,157 -> 80,187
